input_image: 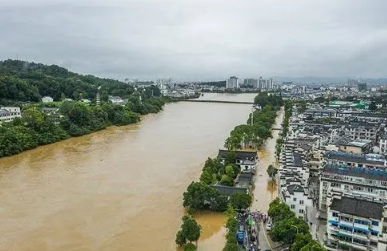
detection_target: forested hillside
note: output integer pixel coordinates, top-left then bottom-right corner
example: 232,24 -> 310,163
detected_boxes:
0,59 -> 167,158
0,59 -> 143,103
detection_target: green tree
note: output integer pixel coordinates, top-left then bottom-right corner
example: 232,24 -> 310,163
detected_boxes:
175,230 -> 187,247
220,175 -> 234,186
268,198 -> 295,223
267,164 -> 278,179
270,216 -> 309,244
184,243 -> 197,251
300,240 -> 326,251
183,182 -> 227,211
22,108 -> 45,131
291,233 -> 313,251
225,165 -> 235,178
181,215 -> 201,245
229,193 -> 252,210
199,170 -> 214,185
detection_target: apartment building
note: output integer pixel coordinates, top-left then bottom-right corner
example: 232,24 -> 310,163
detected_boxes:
319,165 -> 387,212
325,151 -> 387,170
327,196 -> 387,251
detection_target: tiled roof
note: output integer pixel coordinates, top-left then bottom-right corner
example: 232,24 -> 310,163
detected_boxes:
218,150 -> 257,161
330,197 -> 384,219
211,185 -> 248,197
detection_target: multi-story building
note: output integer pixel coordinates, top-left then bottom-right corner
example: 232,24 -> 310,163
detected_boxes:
326,196 -> 387,251
226,76 -> 239,89
319,165 -> 387,212
0,107 -> 21,123
243,78 -> 258,89
281,184 -> 312,220
380,133 -> 387,155
325,151 -> 386,170
345,122 -> 379,142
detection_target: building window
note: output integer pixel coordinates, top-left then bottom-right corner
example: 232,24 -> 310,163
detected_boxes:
368,188 -> 374,193
291,205 -> 295,209
354,219 -> 368,225
332,212 -> 338,217
293,198 -> 297,202
372,221 -> 379,226
299,209 -> 304,213
299,200 -> 304,205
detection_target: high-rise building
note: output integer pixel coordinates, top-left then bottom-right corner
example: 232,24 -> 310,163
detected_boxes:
226,76 -> 239,89
243,78 -> 258,89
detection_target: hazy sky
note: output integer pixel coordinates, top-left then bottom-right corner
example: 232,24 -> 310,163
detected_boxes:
1,0 -> 386,81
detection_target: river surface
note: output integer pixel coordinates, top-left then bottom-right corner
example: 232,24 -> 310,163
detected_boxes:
0,94 -> 259,251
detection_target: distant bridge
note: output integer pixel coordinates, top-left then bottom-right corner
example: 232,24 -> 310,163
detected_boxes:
178,99 -> 254,105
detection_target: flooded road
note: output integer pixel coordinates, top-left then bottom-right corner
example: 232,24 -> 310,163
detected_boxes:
0,94 -> 253,251
252,108 -> 284,212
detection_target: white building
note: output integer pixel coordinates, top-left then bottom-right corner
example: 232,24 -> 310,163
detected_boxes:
42,96 -> 54,103
0,107 -> 21,122
243,78 -> 258,89
281,184 -> 312,220
226,76 -> 239,89
379,134 -> 387,155
218,149 -> 258,173
319,165 -> 387,212
108,95 -> 126,105
326,196 -> 387,251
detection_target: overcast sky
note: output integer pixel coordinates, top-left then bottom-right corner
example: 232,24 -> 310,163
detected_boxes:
1,0 -> 386,81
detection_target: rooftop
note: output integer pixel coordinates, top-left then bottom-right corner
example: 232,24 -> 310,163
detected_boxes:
330,196 -> 384,219
287,184 -> 305,195
211,185 -> 248,197
218,150 -> 258,161
322,165 -> 387,182
326,151 -> 385,166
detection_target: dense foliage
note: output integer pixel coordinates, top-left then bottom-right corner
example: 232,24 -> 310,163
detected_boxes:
0,98 -> 165,158
222,205 -> 239,251
268,199 -> 326,250
0,59 -> 140,103
229,193 -> 252,210
254,92 -> 284,108
183,182 -> 228,212
225,104 -> 278,150
175,215 -> 201,249
276,100 -> 292,159
0,60 -> 167,158
199,154 -> 239,187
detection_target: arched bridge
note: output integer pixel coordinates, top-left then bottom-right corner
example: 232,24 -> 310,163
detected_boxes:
178,99 -> 254,105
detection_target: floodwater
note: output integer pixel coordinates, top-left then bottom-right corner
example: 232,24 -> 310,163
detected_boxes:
0,94 -> 255,251
252,108 -> 284,212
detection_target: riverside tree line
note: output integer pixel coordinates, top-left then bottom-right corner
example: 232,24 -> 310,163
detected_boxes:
176,92 -> 282,251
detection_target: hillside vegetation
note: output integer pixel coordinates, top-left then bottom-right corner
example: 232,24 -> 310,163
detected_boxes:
0,59 -> 166,158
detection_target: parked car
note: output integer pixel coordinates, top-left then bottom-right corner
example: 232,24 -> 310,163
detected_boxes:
266,223 -> 272,231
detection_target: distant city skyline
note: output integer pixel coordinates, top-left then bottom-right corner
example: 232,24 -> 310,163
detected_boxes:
1,0 -> 387,81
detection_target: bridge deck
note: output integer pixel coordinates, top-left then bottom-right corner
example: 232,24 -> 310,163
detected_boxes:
178,99 -> 254,105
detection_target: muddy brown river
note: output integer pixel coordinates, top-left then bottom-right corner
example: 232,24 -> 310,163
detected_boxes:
1,93 -> 281,251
